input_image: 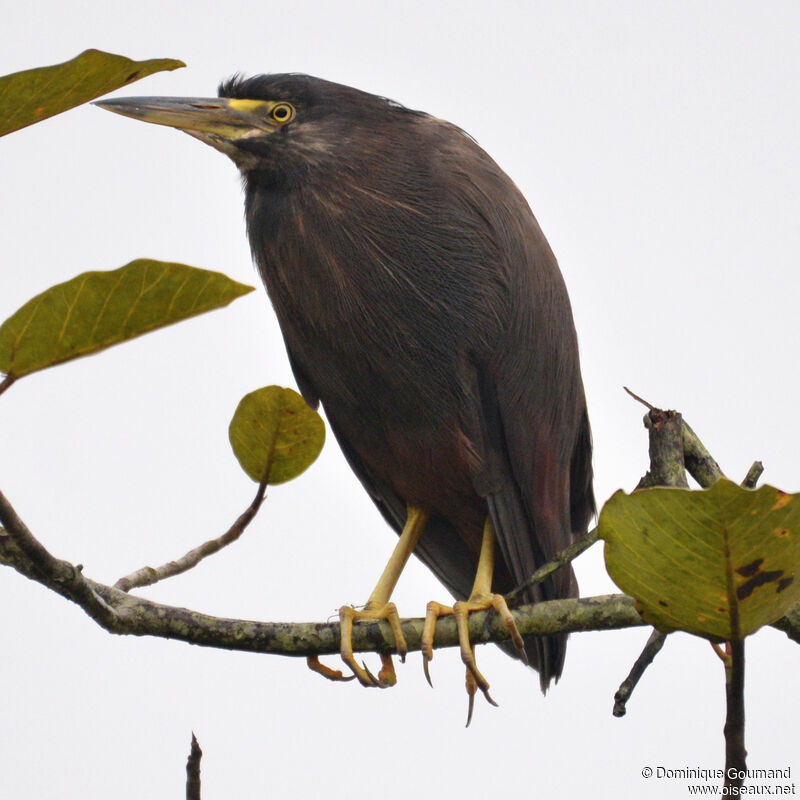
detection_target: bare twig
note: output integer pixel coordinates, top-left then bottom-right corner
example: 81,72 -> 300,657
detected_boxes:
613,630 -> 667,717
506,526 -> 599,605
710,641 -> 727,662
742,462 -> 764,489
115,476 -> 269,592
186,733 -> 202,800
623,386 -> 654,410
0,374 -> 16,397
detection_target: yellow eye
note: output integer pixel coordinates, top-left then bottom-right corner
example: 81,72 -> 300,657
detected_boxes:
271,102 -> 295,123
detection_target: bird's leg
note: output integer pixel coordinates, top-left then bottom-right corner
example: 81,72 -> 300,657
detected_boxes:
334,506 -> 428,688
421,518 -> 527,724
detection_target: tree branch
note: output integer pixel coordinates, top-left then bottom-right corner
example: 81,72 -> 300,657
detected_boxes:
609,406 -> 761,720
114,476 -> 269,592
682,420 -> 724,487
506,526 -> 598,604
613,630 -> 667,717
0,406 -> 789,672
2,511 -> 799,658
742,461 -> 764,489
0,490 -> 118,628
636,408 -> 689,489
723,640 -> 747,791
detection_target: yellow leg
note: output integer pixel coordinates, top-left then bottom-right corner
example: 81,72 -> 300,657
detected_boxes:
420,517 -> 527,725
307,506 -> 428,688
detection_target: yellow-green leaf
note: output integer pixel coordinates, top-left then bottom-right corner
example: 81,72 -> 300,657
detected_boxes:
229,386 -> 325,485
0,259 -> 254,378
600,478 -> 800,640
0,49 -> 185,136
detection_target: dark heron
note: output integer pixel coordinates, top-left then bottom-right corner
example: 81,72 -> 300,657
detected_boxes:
96,74 -> 594,721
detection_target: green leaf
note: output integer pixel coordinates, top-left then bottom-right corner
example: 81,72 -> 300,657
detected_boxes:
229,387 -> 326,485
600,478 -> 800,640
0,49 -> 185,136
0,259 -> 254,378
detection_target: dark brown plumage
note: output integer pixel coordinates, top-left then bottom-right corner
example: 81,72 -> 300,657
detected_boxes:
96,74 -> 594,693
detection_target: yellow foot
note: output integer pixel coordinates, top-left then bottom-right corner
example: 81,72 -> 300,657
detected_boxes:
339,602 -> 406,687
306,655 -> 356,682
420,600 -> 453,687
421,593 -> 527,725
465,656 -> 498,726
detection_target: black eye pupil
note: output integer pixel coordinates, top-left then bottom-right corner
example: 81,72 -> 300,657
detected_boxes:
274,106 -> 288,120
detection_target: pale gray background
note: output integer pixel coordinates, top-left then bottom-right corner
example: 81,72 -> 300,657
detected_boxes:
2,2 -> 798,798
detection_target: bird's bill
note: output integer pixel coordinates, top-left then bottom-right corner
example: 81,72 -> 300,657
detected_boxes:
93,96 -> 276,139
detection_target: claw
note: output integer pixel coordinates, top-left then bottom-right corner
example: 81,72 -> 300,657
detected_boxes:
466,673 -> 476,727
491,595 -> 528,665
421,600 -> 453,689
360,660 -> 382,686
464,654 -> 498,727
454,601 -> 493,693
422,656 -> 434,688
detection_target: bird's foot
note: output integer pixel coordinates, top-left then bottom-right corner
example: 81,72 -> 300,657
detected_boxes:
420,600 -> 454,686
421,593 -> 527,725
337,602 -> 407,687
306,655 -> 355,682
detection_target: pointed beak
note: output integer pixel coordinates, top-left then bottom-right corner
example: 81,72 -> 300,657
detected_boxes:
93,96 -> 274,140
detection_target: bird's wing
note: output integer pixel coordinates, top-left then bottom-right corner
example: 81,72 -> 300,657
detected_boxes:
285,341 -> 479,603
468,352 -> 592,687
451,174 -> 595,685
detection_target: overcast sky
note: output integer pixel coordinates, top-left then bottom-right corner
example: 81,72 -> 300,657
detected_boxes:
2,2 -> 799,798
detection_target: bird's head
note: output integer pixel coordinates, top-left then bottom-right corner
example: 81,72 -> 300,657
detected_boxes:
95,73 -> 421,186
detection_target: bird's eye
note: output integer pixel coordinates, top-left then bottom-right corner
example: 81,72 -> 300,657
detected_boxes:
271,103 -> 295,123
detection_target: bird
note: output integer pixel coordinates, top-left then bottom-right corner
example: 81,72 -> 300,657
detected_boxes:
96,74 -> 594,722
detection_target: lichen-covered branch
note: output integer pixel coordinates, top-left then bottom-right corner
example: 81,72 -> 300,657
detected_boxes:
0,523 -> 643,652
0,405 -> 787,667
682,421 -> 724,488
2,515 -> 799,658
636,409 -> 689,489
742,461 -> 764,490
0,490 -> 118,627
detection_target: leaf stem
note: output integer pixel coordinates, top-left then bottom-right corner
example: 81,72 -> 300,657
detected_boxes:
0,374 -> 16,397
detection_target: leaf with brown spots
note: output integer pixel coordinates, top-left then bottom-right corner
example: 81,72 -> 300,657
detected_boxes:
599,479 -> 800,640
0,49 -> 184,137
